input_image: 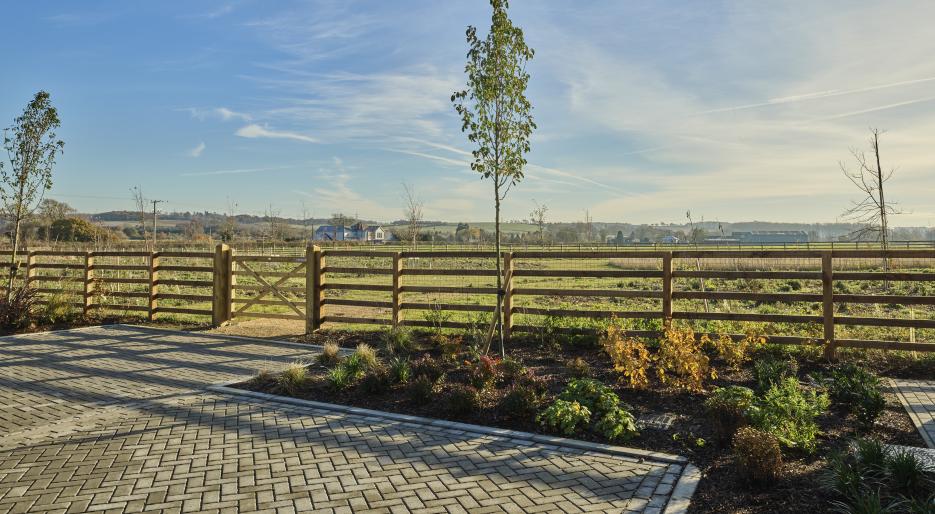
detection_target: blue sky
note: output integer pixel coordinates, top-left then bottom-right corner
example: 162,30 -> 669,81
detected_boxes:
2,1 -> 934,225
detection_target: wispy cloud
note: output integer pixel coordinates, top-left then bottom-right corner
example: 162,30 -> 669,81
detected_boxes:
180,165 -> 298,177
811,95 -> 935,122
235,124 -> 319,143
183,107 -> 251,122
188,142 -> 206,158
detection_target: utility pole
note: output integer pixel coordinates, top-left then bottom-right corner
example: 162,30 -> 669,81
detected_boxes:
151,200 -> 164,251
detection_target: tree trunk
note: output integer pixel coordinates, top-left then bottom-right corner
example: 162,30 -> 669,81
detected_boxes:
6,218 -> 21,302
493,178 -> 505,358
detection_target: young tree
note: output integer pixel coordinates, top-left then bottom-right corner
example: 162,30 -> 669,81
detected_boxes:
1,91 -> 64,298
452,0 -> 535,356
841,128 -> 898,273
529,200 -> 548,243
402,182 -> 424,247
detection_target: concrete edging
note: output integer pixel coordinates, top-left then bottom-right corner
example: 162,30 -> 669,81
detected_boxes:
890,378 -> 935,449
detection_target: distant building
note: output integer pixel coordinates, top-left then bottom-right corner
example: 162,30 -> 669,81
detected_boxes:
705,231 -> 809,244
314,222 -> 386,242
660,235 -> 680,244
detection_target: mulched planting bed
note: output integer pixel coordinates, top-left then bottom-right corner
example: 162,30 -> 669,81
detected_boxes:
237,329 -> 932,513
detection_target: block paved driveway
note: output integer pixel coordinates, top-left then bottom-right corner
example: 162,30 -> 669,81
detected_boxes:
892,379 -> 935,449
0,325 -> 690,513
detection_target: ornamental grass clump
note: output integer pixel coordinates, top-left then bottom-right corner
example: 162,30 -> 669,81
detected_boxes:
278,362 -> 309,395
732,427 -> 783,485
316,342 -> 342,366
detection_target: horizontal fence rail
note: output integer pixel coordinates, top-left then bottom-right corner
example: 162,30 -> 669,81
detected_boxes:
2,246 -> 933,355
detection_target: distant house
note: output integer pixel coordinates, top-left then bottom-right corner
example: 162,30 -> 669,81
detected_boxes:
314,222 -> 385,242
660,235 -> 679,244
705,231 -> 809,244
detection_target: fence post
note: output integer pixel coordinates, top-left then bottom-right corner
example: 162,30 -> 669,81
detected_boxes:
392,252 -> 403,328
822,251 -> 835,360
503,252 -> 514,340
307,245 -> 323,332
212,244 -> 231,326
24,251 -> 36,289
662,252 -> 673,326
148,252 -> 159,322
83,252 -> 94,316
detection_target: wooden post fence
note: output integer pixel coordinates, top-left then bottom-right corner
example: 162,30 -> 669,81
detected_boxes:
392,251 -> 403,328
308,245 -> 323,331
502,252 -> 514,340
212,244 -> 232,326
83,252 -> 94,317
662,252 -> 673,325
822,251 -> 836,359
148,252 -> 159,321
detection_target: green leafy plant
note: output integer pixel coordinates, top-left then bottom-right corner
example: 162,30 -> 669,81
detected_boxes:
753,356 -> 798,393
317,342 -> 342,366
732,427 -> 783,485
559,378 -> 620,417
537,399 -> 591,436
446,384 -> 481,416
829,363 -> 886,427
499,356 -> 526,384
593,407 -> 638,442
278,362 -> 308,395
747,377 -> 830,452
705,386 -> 755,443
389,357 -> 412,384
423,303 -> 452,342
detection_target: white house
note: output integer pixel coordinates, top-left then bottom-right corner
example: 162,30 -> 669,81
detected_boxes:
314,222 -> 385,242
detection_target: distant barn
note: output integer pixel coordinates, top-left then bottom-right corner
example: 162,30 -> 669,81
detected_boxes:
314,222 -> 386,242
705,231 -> 808,244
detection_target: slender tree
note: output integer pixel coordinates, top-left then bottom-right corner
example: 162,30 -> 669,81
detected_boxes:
1,91 -> 64,299
529,200 -> 548,243
841,128 -> 898,274
402,182 -> 424,247
452,0 -> 535,356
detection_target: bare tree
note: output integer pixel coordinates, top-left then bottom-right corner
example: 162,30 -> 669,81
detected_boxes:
529,200 -> 548,244
402,183 -> 424,247
131,186 -> 149,250
583,210 -> 593,243
686,210 -> 709,312
219,197 -> 238,242
841,128 -> 898,273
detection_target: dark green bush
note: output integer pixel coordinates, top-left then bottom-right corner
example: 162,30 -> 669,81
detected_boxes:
411,354 -> 445,383
500,357 -> 526,384
499,384 -> 540,419
360,365 -> 391,394
565,357 -> 592,378
408,375 -> 436,404
446,385 -> 481,416
752,356 -> 798,392
705,386 -> 755,444
747,377 -> 829,452
829,363 -> 886,427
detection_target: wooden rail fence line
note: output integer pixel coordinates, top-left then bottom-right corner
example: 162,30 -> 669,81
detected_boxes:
2,246 -> 933,356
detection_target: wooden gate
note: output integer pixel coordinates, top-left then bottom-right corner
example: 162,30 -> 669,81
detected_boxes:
231,254 -> 307,321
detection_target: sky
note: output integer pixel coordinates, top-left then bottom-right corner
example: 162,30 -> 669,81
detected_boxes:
2,1 -> 934,226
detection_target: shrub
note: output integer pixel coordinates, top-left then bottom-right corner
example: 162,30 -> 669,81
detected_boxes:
752,356 -> 798,393
593,407 -> 638,442
559,378 -> 620,417
499,384 -> 541,419
732,427 -> 783,485
468,355 -> 500,390
423,303 -> 452,341
0,286 -> 39,330
446,385 -> 481,416
360,365 -> 391,394
705,386 -> 755,443
747,377 -> 830,452
537,399 -> 591,436
711,332 -> 765,370
655,325 -> 713,391
353,343 -> 379,369
565,357 -> 592,378
278,362 -> 308,395
40,292 -> 76,324
886,449 -> 932,498
499,357 -> 526,384
328,365 -> 354,390
380,327 -> 414,356
389,357 -> 411,384
463,312 -> 490,357
411,354 -> 445,383
602,323 -> 651,388
317,342 -> 342,366
408,375 -> 437,404
829,363 -> 886,427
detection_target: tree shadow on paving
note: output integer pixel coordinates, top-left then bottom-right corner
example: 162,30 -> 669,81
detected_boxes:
0,326 -> 680,508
